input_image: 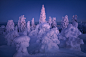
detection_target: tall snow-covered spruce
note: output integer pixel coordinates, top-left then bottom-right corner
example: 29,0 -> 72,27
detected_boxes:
39,5 -> 46,23
18,15 -> 26,32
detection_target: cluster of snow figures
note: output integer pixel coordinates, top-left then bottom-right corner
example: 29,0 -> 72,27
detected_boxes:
1,4 -> 85,57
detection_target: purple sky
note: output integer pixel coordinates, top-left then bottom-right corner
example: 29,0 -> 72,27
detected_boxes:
0,0 -> 86,22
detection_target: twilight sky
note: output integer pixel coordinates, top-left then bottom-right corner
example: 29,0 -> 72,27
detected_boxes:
0,0 -> 86,22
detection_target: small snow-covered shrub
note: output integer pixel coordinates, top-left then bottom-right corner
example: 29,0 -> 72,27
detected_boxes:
13,36 -> 30,57
61,15 -> 69,29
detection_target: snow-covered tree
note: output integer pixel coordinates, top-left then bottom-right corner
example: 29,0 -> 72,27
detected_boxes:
48,16 -> 52,28
31,18 -> 35,30
60,24 -> 84,51
6,20 -> 14,33
61,15 -> 69,29
32,22 -> 60,53
37,23 -> 50,41
27,21 -> 30,33
39,27 -> 60,53
18,15 -> 26,32
72,15 -> 78,28
52,17 -> 57,28
39,5 -> 46,23
13,36 -> 30,57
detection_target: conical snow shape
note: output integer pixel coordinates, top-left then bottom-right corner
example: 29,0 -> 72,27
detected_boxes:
39,5 -> 46,23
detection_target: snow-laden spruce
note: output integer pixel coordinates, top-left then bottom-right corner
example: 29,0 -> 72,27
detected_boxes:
61,15 -> 69,29
18,15 -> 26,32
13,36 -> 30,57
39,5 -> 46,23
6,20 -> 14,33
60,24 -> 84,51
